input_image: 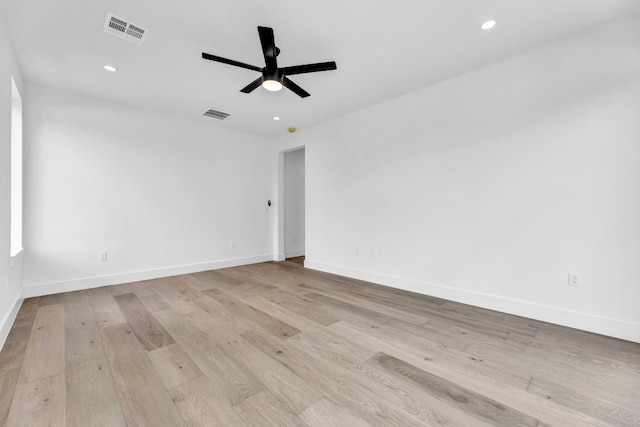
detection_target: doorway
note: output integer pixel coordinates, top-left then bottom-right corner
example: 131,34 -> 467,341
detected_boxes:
283,147 -> 305,260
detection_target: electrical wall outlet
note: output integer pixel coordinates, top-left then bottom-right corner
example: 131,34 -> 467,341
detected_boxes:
230,240 -> 236,248
371,249 -> 378,259
568,272 -> 581,287
99,251 -> 108,261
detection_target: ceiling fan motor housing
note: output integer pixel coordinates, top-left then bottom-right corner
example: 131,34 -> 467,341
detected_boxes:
263,68 -> 283,84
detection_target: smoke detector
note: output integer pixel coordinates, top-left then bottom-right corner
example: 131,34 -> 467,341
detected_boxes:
103,13 -> 148,45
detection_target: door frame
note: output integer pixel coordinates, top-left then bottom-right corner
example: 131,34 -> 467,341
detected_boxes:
274,145 -> 305,261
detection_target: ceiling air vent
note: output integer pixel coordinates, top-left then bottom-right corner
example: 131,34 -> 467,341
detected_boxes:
103,13 -> 148,45
203,109 -> 231,120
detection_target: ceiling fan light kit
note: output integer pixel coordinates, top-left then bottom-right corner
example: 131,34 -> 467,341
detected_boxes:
261,70 -> 284,91
202,26 -> 337,98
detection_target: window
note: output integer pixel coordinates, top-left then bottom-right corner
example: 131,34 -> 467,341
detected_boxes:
10,76 -> 22,256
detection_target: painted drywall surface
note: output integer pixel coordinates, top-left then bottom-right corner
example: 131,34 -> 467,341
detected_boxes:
0,14 -> 25,349
275,13 -> 640,341
284,148 -> 305,258
23,84 -> 274,293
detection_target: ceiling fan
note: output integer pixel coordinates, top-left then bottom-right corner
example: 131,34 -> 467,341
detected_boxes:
201,26 -> 337,98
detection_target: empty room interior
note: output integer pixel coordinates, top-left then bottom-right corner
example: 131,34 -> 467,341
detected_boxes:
1,1 -> 639,426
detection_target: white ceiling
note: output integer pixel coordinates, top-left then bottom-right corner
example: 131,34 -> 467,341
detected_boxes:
2,0 -> 639,137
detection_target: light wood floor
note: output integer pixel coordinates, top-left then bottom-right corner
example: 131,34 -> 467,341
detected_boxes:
1,261 -> 639,426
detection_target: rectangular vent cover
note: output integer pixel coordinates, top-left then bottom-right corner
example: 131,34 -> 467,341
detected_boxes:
103,13 -> 148,45
203,109 -> 231,120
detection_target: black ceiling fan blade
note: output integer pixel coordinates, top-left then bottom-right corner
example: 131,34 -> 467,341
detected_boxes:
240,77 -> 263,93
283,77 -> 310,98
257,26 -> 278,73
202,52 -> 261,72
281,61 -> 337,76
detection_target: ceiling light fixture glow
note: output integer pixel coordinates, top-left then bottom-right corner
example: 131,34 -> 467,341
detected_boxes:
262,79 -> 283,92
481,20 -> 496,30
273,116 -> 280,121
103,65 -> 117,72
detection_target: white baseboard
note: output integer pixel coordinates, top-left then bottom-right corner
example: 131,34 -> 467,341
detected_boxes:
285,249 -> 305,259
305,260 -> 640,344
23,254 -> 273,298
0,294 -> 24,352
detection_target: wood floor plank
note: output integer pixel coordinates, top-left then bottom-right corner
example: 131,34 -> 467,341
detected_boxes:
148,343 -> 203,389
87,287 -> 127,329
359,358 -> 498,427
65,323 -> 126,427
232,390 -> 307,427
230,266 -> 303,290
329,320 -> 611,427
177,273 -> 222,291
6,373 -> 66,427
171,299 -> 202,315
313,298 -> 447,356
304,291 -> 398,327
101,323 -> 186,427
260,289 -> 340,327
113,292 -> 175,351
20,304 -> 65,383
138,292 -> 172,312
370,352 -> 540,426
298,398 -> 375,427
192,316 -> 324,414
241,328 -> 428,427
152,276 -> 204,304
242,294 -> 337,334
0,325 -> 31,372
185,298 -> 325,414
465,341 -> 640,409
272,264 -> 445,308
527,376 -> 640,426
192,295 -> 253,334
285,324 -> 496,426
0,368 -> 20,426
12,298 -> 39,329
507,330 -> 640,375
409,317 -> 502,351
154,308 -> 264,405
202,288 -> 300,338
64,290 -> 95,327
501,335 -> 640,385
169,375 -> 248,427
299,284 -> 431,326
286,329 -> 377,367
439,302 -> 538,339
534,323 -> 640,358
192,269 -> 245,287
37,293 -> 65,307
108,280 -> 151,297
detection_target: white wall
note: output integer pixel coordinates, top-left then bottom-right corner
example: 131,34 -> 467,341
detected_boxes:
284,148 -> 305,258
0,13 -> 25,349
23,84 -> 274,296
274,13 -> 640,342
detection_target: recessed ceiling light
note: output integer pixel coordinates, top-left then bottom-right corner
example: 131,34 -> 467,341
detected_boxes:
103,65 -> 117,72
273,116 -> 280,121
481,20 -> 496,31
